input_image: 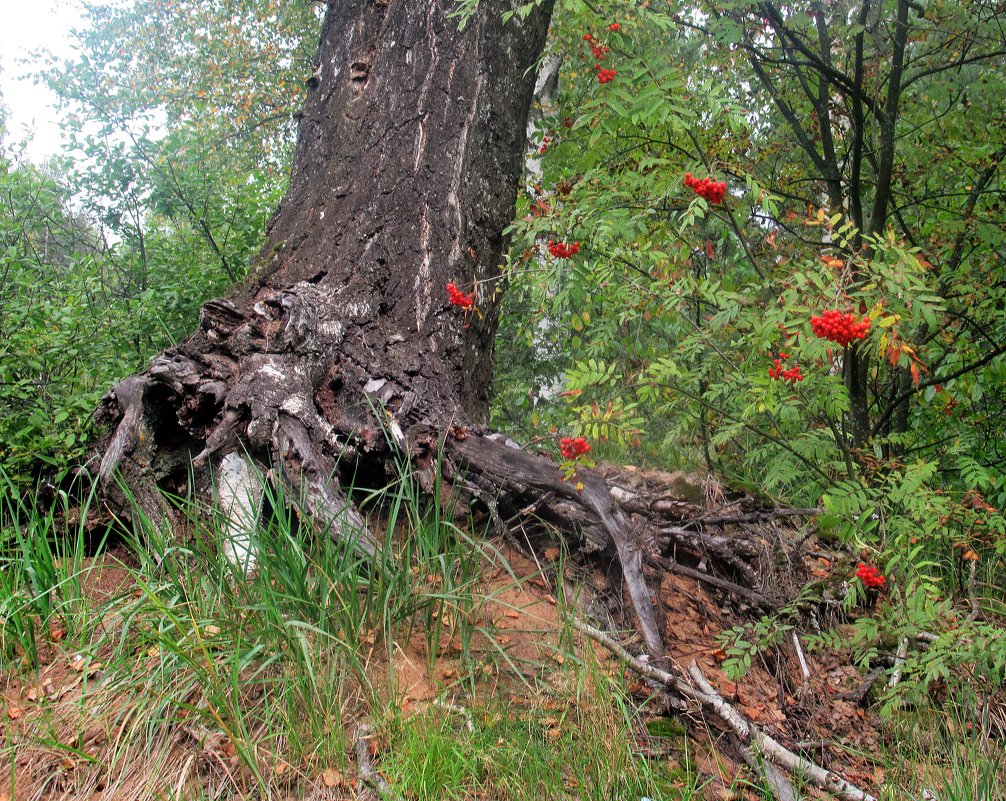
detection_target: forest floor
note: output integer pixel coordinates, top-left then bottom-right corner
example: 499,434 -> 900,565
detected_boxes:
1,467 -> 1001,800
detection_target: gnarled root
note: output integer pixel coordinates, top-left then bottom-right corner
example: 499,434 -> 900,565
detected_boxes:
446,434 -> 665,660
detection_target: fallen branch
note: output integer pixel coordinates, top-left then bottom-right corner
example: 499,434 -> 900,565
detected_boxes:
792,631 -> 811,683
572,618 -> 877,801
354,722 -> 397,800
683,508 -> 820,526
645,552 -> 775,609
887,636 -> 909,690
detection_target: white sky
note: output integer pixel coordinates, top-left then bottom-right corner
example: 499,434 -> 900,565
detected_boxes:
0,0 -> 90,161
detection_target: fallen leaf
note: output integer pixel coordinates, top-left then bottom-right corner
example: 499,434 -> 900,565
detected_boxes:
321,767 -> 343,787
7,705 -> 23,720
274,761 -> 288,776
203,625 -> 221,637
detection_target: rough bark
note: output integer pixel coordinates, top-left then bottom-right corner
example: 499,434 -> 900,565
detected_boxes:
100,0 -> 549,485
94,0 -> 664,656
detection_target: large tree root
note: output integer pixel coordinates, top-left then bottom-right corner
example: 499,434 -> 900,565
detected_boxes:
445,435 -> 665,659
95,352 -> 668,658
572,618 -> 877,801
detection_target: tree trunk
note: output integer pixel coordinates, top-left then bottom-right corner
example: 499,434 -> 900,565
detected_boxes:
95,0 -> 667,656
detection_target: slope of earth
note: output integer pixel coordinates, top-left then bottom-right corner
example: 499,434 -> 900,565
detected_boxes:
1,467 -> 994,800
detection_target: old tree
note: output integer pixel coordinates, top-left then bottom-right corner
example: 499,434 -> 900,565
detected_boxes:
94,0 -> 670,654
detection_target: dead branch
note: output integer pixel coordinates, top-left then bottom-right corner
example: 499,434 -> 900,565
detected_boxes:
354,722 -> 397,800
645,552 -> 775,609
684,508 -> 820,526
572,618 -> 878,801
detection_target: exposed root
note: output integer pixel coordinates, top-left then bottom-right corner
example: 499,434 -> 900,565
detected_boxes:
275,413 -> 378,560
646,552 -> 775,610
447,434 -> 665,659
216,451 -> 265,575
98,375 -> 147,485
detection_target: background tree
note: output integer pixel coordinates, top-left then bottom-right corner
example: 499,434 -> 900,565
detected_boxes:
505,0 -> 1006,493
499,0 -> 1006,700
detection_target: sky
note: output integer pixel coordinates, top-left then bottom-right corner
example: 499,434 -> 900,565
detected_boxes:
0,0 -> 90,161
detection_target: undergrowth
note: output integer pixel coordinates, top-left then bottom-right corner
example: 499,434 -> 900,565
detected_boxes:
0,466 -> 688,800
3,462 -> 1005,800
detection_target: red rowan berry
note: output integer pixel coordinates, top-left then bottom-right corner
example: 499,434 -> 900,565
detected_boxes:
560,436 -> 591,459
810,309 -> 870,347
446,282 -> 474,309
855,562 -> 886,590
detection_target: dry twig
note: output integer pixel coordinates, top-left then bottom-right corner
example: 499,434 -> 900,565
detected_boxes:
572,617 -> 877,801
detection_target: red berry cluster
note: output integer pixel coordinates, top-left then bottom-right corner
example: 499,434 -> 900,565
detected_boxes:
855,562 -> 886,590
596,67 -> 617,84
583,33 -> 617,83
446,282 -> 474,309
767,352 -> 804,384
560,436 -> 591,459
582,33 -> 609,60
810,309 -> 871,347
538,134 -> 553,155
547,240 -> 580,259
609,22 -> 621,31
684,173 -> 726,204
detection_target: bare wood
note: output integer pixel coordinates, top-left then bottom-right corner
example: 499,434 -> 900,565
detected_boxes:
887,636 -> 909,690
792,631 -> 811,683
572,618 -> 877,801
645,552 -> 775,609
353,722 -> 397,800
683,508 -> 820,526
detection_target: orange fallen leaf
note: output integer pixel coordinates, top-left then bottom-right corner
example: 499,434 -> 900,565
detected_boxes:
321,767 -> 343,788
7,705 -> 23,721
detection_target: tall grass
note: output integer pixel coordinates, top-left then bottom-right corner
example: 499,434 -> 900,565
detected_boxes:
0,471 -> 102,667
2,458 -> 679,799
